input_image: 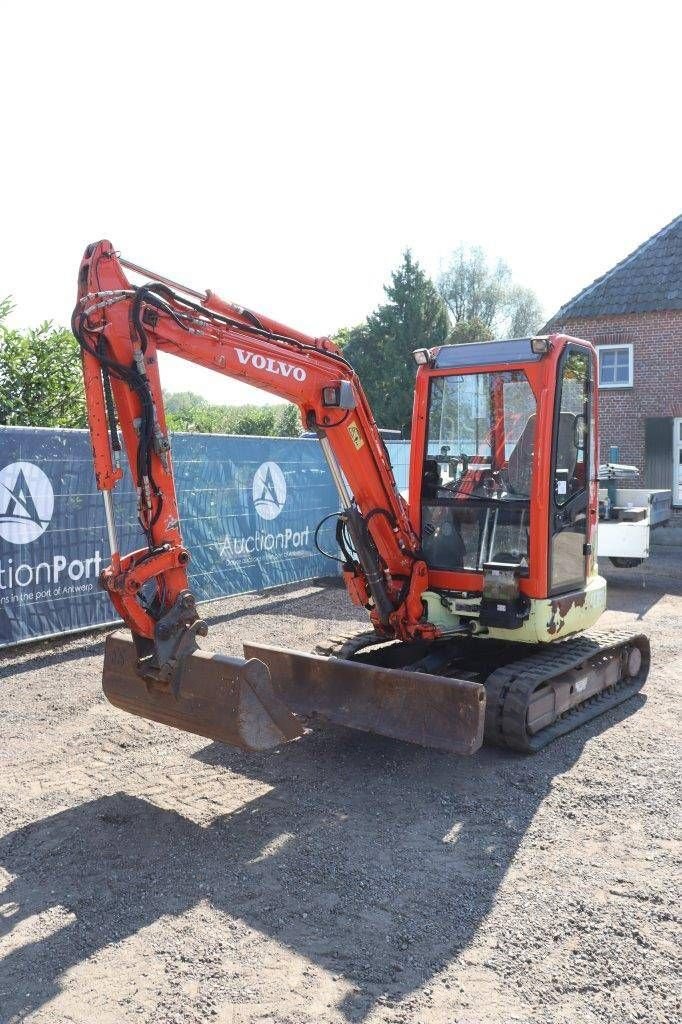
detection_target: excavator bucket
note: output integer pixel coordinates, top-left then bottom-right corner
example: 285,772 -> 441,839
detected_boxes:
243,642 -> 486,755
102,631 -> 304,752
102,631 -> 485,756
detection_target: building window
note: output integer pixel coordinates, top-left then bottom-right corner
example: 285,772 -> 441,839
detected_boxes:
596,344 -> 633,388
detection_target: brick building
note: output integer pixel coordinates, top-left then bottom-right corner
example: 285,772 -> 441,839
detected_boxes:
545,215 -> 682,523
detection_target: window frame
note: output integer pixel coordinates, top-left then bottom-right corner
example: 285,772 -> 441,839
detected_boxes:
423,369 -> 537,496
674,417 -> 682,507
596,343 -> 633,389
549,344 -> 593,594
419,369 -> 537,574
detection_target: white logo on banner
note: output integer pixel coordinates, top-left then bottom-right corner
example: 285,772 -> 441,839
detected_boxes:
0,462 -> 54,544
252,461 -> 287,520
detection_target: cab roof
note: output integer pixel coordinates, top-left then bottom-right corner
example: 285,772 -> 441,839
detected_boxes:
432,338 -> 541,369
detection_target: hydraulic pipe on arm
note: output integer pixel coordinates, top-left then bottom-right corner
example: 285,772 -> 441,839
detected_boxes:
73,242 -> 434,683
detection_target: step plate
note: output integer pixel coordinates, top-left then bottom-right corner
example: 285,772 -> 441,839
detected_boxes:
243,642 -> 486,755
102,631 -> 304,751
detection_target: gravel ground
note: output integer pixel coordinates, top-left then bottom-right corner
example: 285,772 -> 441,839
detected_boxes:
0,552 -> 680,1024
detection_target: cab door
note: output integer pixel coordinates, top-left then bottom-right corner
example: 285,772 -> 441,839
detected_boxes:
550,347 -> 592,593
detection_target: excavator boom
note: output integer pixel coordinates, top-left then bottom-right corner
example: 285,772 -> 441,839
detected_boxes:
75,242 -> 485,754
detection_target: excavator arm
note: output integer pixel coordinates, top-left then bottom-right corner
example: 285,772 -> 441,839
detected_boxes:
73,241 -> 485,756
75,242 -> 433,661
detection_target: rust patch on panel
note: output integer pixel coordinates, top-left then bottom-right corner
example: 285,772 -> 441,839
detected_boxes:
547,591 -> 587,636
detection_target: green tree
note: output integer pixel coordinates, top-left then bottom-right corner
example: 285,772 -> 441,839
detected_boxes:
0,298 -> 86,427
273,402 -> 303,437
438,246 -> 543,339
165,391 -> 210,418
446,316 -> 495,346
163,391 -> 302,436
339,251 -> 450,434
507,284 -> 543,338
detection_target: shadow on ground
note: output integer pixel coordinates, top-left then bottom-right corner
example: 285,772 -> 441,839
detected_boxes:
0,696 -> 644,1022
602,558 -> 682,618
0,636 -> 107,679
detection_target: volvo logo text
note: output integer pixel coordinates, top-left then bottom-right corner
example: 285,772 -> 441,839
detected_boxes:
236,348 -> 306,382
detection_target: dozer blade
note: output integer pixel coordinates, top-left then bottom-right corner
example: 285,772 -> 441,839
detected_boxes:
102,630 -> 304,751
243,642 -> 486,755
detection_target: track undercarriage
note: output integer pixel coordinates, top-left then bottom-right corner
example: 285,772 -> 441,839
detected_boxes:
306,627 -> 650,753
103,625 -> 649,757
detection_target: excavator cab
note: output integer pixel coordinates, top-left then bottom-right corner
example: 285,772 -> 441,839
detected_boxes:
408,337 -> 604,642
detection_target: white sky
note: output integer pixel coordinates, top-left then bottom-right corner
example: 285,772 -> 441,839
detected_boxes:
2,1 -> 680,406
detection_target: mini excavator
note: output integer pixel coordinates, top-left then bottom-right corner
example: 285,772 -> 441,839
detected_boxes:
73,242 -> 648,755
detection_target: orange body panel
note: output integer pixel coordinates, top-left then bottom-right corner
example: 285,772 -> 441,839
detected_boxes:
408,337 -> 599,600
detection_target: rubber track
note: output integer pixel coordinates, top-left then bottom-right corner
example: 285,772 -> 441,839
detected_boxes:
314,630 -> 385,660
483,629 -> 650,752
314,627 -> 650,754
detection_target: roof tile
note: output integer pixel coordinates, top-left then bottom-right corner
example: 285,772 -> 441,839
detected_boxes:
546,215 -> 682,325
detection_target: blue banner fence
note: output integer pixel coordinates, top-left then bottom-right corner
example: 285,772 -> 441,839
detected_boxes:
0,427 -> 410,647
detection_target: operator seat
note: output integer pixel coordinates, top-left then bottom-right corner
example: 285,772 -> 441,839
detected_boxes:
506,412 -> 578,496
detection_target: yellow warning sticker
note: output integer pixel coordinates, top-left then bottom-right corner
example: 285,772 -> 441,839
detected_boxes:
348,421 -> 364,450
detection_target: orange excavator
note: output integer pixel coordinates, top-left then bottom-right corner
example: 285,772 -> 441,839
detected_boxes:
73,241 -> 648,756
